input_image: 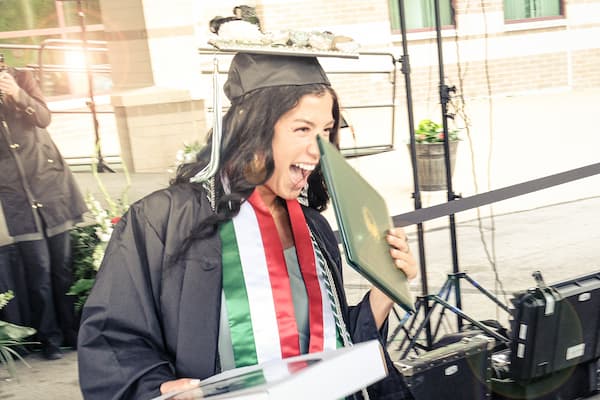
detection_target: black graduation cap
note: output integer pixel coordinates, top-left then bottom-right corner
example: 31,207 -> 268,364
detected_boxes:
223,53 -> 330,101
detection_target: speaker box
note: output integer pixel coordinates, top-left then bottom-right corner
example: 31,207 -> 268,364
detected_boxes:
394,334 -> 494,400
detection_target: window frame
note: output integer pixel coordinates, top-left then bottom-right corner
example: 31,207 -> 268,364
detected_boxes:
388,0 -> 456,34
503,0 -> 565,24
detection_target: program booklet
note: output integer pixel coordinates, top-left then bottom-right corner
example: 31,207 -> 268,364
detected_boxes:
152,339 -> 387,400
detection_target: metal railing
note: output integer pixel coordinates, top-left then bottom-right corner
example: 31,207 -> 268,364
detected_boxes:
198,47 -> 401,158
1,41 -> 403,164
0,40 -> 120,168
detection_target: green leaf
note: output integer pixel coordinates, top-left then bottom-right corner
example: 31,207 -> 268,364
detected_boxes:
67,279 -> 95,296
0,320 -> 36,342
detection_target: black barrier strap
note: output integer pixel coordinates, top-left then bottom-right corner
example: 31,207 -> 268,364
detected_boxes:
391,162 -> 600,228
331,162 -> 600,243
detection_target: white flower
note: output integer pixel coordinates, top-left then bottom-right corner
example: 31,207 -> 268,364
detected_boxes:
184,152 -> 196,163
174,141 -> 202,167
98,231 -> 112,242
92,243 -> 107,271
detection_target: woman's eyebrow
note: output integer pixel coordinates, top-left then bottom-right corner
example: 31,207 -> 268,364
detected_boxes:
293,118 -> 335,126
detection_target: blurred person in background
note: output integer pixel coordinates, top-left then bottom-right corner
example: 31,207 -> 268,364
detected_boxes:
0,55 -> 88,360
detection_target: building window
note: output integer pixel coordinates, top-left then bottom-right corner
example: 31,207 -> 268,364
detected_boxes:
389,0 -> 454,31
504,0 -> 562,21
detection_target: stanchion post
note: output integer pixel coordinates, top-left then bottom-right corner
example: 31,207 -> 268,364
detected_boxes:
433,0 -> 462,329
397,0 -> 434,348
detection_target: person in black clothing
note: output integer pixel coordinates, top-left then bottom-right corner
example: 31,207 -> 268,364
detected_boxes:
0,58 -> 88,360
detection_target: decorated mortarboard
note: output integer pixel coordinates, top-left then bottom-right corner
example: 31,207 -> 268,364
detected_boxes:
210,22 -> 360,103
208,19 -> 360,58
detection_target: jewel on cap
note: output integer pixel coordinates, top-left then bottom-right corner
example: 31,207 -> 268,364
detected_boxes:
223,53 -> 330,101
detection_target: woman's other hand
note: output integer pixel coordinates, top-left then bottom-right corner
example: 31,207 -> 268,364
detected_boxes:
386,227 -> 417,280
160,378 -> 203,399
369,227 -> 418,328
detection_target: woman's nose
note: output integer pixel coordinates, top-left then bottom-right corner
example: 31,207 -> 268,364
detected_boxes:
307,135 -> 320,157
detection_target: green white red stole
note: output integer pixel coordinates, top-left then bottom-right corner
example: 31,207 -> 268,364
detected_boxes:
219,189 -> 340,368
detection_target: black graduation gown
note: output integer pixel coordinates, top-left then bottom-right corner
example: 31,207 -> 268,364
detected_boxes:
77,184 -> 409,400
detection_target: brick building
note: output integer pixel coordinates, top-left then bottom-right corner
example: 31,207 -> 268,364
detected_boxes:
197,0 -> 600,107
2,1 -> 599,181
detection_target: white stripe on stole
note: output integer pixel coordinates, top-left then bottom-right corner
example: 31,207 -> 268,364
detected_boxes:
232,201 -> 282,363
313,240 -> 339,351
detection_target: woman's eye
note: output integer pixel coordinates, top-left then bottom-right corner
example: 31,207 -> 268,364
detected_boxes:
321,128 -> 332,138
295,126 -> 311,134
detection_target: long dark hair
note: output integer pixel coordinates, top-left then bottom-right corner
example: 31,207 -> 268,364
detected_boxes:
171,83 -> 340,247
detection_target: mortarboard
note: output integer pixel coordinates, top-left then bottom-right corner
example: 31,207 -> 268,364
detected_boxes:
223,53 -> 330,101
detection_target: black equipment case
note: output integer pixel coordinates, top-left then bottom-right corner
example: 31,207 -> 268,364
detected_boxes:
394,334 -> 495,400
509,284 -> 563,381
509,271 -> 600,382
491,352 -> 600,400
552,271 -> 600,367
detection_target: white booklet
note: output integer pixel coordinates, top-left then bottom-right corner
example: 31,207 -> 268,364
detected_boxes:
152,339 -> 387,400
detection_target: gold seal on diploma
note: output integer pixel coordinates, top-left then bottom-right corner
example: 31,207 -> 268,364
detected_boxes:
362,206 -> 380,240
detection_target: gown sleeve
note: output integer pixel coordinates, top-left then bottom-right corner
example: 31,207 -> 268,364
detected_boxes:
77,199 -> 175,400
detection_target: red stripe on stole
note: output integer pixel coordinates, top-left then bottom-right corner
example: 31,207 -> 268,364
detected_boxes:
287,199 -> 325,353
247,190 -> 300,358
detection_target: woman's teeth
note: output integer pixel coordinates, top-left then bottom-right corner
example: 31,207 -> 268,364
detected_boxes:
293,163 -> 315,172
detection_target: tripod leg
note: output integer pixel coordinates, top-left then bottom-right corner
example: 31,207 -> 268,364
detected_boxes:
430,278 -> 455,338
463,273 -> 510,313
96,159 -> 115,173
430,295 -> 510,344
396,297 -> 425,351
387,305 -> 411,346
400,297 -> 440,359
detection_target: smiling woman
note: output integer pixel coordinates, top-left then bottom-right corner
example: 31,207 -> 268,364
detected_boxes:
77,51 -> 417,400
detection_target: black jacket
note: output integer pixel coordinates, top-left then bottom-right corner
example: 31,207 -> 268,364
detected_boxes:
0,67 -> 87,244
78,184 -> 410,400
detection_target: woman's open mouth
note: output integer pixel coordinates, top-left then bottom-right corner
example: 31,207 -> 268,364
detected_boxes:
290,163 -> 315,189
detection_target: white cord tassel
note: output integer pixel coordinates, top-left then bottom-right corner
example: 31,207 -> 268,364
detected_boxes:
191,57 -> 222,183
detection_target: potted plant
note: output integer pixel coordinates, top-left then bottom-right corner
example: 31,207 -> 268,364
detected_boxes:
409,119 -> 460,191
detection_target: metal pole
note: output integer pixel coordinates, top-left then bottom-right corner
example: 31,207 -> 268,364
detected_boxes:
72,0 -> 112,172
398,0 -> 433,347
433,0 -> 462,329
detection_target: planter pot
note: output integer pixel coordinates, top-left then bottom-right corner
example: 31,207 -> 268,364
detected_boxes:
408,141 -> 458,191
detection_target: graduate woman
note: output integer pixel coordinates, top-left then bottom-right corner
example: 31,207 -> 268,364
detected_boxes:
77,52 -> 417,400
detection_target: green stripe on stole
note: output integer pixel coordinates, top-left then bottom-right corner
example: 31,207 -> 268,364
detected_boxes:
219,220 -> 259,367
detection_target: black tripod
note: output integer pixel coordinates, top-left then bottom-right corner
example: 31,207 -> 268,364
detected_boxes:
58,0 -> 113,172
391,272 -> 511,358
388,0 -> 509,354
